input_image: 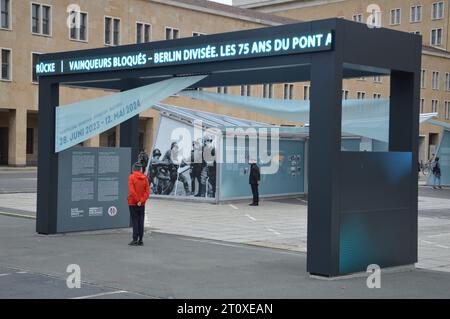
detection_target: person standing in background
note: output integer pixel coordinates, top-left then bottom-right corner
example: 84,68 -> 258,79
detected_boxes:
432,157 -> 442,190
190,139 -> 203,196
249,159 -> 261,206
128,162 -> 150,246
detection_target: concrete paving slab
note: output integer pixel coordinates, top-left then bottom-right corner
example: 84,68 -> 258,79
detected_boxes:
0,186 -> 449,273
1,215 -> 450,298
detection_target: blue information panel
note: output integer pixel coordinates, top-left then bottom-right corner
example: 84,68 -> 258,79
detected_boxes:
57,147 -> 131,233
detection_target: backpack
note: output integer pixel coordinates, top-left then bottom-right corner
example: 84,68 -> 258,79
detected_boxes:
432,162 -> 441,175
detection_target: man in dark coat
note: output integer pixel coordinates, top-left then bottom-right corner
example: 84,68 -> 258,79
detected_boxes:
249,160 -> 261,206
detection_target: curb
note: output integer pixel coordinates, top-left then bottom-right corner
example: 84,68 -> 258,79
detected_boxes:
0,211 -> 36,220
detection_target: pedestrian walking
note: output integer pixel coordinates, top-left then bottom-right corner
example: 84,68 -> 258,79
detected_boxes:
128,162 -> 150,246
249,159 -> 260,206
432,157 -> 442,189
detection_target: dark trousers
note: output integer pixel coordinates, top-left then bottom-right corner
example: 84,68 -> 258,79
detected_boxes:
129,205 -> 145,242
250,183 -> 259,204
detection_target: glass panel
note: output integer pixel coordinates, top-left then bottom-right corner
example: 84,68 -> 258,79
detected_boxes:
104,17 -> 111,44
1,0 -> 9,28
42,6 -> 50,35
1,49 -> 10,79
144,24 -> 151,42
136,23 -> 142,43
79,13 -> 87,41
113,19 -> 120,45
69,11 -> 77,39
32,4 -> 40,33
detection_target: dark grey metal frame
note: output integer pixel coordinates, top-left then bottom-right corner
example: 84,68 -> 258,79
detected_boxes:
36,18 -> 421,277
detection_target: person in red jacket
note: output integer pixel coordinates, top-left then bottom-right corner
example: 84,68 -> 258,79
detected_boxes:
128,162 -> 150,246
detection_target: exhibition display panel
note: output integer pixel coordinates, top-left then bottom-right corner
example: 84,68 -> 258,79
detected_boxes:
36,18 -> 421,277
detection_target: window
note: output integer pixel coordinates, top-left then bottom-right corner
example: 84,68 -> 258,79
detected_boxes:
79,12 -> 87,41
445,101 -> 450,119
113,19 -> 120,45
342,89 -> 349,100
421,70 -> 427,88
136,22 -> 151,43
1,48 -> 11,80
105,17 -> 120,45
373,75 -> 382,83
70,11 -> 88,41
283,84 -> 294,100
357,91 -> 365,99
32,53 -> 40,83
431,28 -> 443,46
31,4 -> 40,33
432,71 -> 439,90
432,99 -> 439,113
262,84 -> 273,98
165,27 -> 180,40
104,17 -> 111,45
144,24 -> 151,43
31,3 -> 51,36
1,0 -> 10,29
432,2 -> 444,20
303,85 -> 310,100
240,85 -> 251,96
390,8 -> 401,25
368,8 -> 381,27
410,5 -> 422,23
420,99 -> 425,113
192,32 -> 206,37
26,128 -> 34,155
217,86 -> 228,94
42,5 -> 50,35
445,73 -> 450,91
410,30 -> 421,35
373,93 -> 382,99
352,14 -> 363,23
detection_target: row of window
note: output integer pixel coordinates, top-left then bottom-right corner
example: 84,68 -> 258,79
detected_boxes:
351,2 -> 446,46
421,99 -> 450,119
0,2 -> 446,50
224,84 -> 384,101
421,70 -> 450,91
237,84 -> 301,100
409,27 -> 444,47
352,2 -> 445,25
0,49 -> 44,82
0,1 -> 204,45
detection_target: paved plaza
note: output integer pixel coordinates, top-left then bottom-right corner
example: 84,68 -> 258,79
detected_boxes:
1,214 -> 450,299
1,178 -> 449,272
1,169 -> 450,298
